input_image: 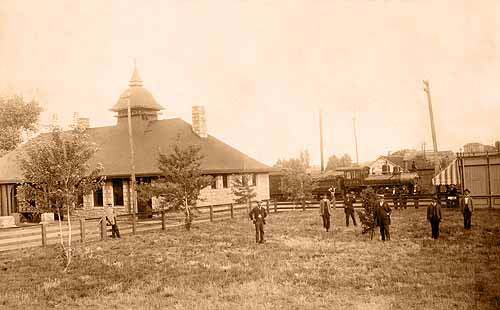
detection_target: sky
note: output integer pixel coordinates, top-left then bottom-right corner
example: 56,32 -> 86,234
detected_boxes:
1,0 -> 499,167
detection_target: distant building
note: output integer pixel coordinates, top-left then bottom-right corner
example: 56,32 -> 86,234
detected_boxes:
0,67 -> 272,217
369,156 -> 404,175
463,142 -> 498,154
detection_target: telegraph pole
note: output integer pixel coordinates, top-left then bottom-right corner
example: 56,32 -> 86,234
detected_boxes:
353,117 -> 359,165
423,80 -> 440,174
319,109 -> 325,172
126,91 -> 137,214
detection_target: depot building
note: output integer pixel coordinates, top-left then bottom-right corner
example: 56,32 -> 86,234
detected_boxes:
0,68 -> 272,217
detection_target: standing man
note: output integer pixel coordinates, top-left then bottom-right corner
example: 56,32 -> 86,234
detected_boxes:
319,194 -> 332,232
374,194 -> 392,241
461,189 -> 474,230
329,187 -> 336,209
104,203 -> 121,238
427,194 -> 442,239
392,187 -> 400,210
400,186 -> 408,209
249,201 -> 267,243
344,191 -> 357,227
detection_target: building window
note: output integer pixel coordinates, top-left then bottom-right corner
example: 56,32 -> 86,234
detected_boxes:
113,179 -> 124,206
93,186 -> 103,207
222,175 -> 228,188
76,193 -> 84,208
252,174 -> 257,186
211,175 -> 217,189
242,175 -> 248,186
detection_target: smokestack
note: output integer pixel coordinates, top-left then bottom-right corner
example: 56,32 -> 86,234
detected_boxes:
192,106 -> 207,138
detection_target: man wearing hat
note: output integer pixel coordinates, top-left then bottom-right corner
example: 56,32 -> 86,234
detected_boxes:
374,194 -> 392,241
460,189 -> 474,229
328,187 -> 336,208
427,194 -> 442,239
344,191 -> 357,227
104,203 -> 121,238
249,201 -> 267,243
319,194 -> 332,232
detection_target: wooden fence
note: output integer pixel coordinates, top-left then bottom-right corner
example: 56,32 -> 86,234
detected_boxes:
0,198 -> 433,252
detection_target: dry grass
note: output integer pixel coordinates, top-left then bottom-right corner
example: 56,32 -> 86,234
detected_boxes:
0,208 -> 498,310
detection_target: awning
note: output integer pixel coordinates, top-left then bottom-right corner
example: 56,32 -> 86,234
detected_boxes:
432,158 -> 460,185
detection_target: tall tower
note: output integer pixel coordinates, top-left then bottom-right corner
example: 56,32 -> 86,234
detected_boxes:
110,66 -> 164,127
319,109 -> 325,172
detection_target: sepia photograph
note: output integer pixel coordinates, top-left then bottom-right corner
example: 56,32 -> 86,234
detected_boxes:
0,1 -> 499,309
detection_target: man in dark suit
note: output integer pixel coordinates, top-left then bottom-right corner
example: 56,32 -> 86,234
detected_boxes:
344,192 -> 357,227
460,189 -> 474,229
427,194 -> 442,239
249,201 -> 267,243
319,194 -> 332,232
374,194 -> 392,241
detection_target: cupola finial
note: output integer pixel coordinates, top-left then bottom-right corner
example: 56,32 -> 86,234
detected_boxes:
129,59 -> 143,87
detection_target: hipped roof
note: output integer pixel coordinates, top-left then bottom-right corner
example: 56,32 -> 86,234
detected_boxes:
0,118 -> 272,183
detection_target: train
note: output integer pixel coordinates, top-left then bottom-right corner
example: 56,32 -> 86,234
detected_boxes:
270,166 -> 420,201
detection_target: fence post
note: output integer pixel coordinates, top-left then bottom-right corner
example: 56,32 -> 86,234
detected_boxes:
230,203 -> 234,219
161,210 -> 166,230
266,200 -> 270,214
41,223 -> 47,247
302,199 -> 306,211
209,205 -> 214,222
274,200 -> 278,213
80,218 -> 86,243
132,213 -> 136,235
100,216 -> 107,240
414,197 -> 419,209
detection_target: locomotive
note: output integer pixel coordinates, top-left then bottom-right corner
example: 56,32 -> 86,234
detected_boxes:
312,166 -> 419,199
270,166 -> 420,201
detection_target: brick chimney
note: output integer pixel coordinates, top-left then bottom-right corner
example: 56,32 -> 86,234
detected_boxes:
192,106 -> 207,138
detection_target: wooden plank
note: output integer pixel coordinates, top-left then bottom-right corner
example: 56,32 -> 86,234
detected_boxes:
41,224 -> 47,247
80,218 -> 86,243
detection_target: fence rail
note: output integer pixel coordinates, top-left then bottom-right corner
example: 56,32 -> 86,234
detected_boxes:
0,198 -> 434,253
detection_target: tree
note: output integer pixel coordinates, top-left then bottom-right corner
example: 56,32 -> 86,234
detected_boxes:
325,155 -> 339,171
325,153 -> 352,171
231,174 -> 257,211
0,96 -> 42,155
17,127 -> 103,271
136,142 -> 212,230
299,149 -> 310,169
279,157 -> 312,204
338,154 -> 353,168
356,186 -> 377,240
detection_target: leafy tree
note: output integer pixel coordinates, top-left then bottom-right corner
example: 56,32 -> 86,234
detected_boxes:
299,149 -> 310,169
0,96 -> 42,154
136,142 -> 212,230
231,174 -> 257,211
356,186 -> 377,240
338,154 -> 353,168
17,127 -> 103,271
325,155 -> 339,171
325,153 -> 352,171
279,157 -> 312,204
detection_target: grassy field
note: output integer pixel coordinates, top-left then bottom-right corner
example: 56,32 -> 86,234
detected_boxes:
0,207 -> 499,310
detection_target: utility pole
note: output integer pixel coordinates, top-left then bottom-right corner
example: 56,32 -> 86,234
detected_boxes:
319,109 -> 325,172
353,117 -> 359,165
423,80 -> 440,174
125,91 -> 137,214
